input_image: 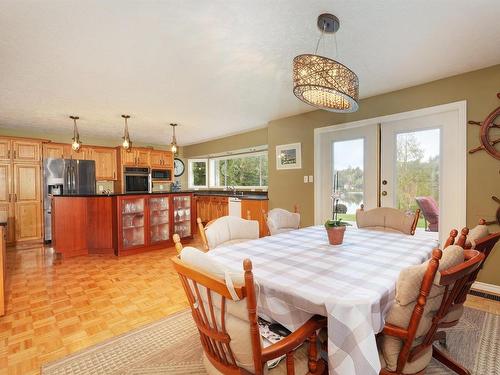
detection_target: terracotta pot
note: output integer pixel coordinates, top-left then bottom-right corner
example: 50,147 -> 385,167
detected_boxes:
326,225 -> 346,245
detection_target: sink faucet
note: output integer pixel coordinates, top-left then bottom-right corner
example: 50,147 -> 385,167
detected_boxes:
228,185 -> 237,194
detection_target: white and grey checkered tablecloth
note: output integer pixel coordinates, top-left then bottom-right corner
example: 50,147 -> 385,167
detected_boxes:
208,225 -> 437,375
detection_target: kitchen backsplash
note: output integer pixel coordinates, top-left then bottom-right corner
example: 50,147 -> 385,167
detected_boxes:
96,180 -> 114,194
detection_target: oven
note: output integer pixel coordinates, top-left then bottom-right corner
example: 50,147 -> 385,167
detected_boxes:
124,167 -> 151,193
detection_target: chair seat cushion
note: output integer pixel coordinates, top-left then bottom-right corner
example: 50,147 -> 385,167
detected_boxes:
378,337 -> 432,374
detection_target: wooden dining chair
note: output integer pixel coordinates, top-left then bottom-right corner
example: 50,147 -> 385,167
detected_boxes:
171,248 -> 327,374
197,216 -> 260,251
377,246 -> 485,375
263,205 -> 301,236
356,205 -> 420,235
441,222 -> 500,332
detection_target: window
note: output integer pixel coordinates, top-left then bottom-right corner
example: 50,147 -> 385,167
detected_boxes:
209,151 -> 268,188
188,159 -> 208,188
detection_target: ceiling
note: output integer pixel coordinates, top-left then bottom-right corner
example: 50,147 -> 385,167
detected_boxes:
1,1 -> 499,146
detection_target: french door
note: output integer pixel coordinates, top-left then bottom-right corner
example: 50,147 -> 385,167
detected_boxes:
315,102 -> 466,244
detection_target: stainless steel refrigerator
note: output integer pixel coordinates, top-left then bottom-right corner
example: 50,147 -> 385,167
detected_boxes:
43,158 -> 96,241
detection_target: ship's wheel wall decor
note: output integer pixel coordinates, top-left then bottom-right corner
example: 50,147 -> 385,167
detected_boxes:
468,92 -> 500,160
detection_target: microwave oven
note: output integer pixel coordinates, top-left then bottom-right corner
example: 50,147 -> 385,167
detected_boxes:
151,169 -> 172,181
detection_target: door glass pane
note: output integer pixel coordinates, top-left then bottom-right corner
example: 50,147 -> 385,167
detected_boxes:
332,138 -> 364,222
396,128 -> 440,232
150,197 -> 169,243
122,198 -> 145,248
173,195 -> 191,237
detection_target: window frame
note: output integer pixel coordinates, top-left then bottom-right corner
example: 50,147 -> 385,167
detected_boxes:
187,158 -> 209,189
208,150 -> 268,189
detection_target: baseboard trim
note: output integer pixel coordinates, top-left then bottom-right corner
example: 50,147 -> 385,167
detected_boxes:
472,281 -> 500,296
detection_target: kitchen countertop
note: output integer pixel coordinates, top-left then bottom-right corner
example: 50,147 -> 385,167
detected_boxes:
52,190 -> 269,200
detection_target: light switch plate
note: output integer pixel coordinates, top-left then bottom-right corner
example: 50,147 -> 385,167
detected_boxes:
303,176 -> 308,183
308,175 -> 314,183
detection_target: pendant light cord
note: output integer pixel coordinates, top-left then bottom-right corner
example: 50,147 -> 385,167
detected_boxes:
314,21 -> 327,55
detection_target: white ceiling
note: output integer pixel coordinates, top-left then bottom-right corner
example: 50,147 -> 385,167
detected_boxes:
1,1 -> 499,146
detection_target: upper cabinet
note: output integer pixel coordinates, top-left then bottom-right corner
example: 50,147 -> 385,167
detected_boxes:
150,151 -> 173,168
149,151 -> 163,168
0,139 -> 11,161
136,149 -> 150,167
150,150 -> 173,168
0,138 -> 41,162
93,147 -> 117,180
120,148 -> 150,167
43,143 -> 65,159
12,140 -> 41,162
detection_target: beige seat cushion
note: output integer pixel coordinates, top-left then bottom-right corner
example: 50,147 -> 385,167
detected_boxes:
268,208 -> 300,235
356,207 -> 417,235
379,245 -> 464,373
378,336 -> 432,375
465,224 -> 489,249
205,216 -> 259,249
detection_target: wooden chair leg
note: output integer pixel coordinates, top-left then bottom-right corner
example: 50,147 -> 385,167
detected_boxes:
432,345 -> 471,375
307,333 -> 318,373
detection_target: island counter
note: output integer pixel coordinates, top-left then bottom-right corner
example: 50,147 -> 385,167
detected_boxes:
52,192 -> 194,257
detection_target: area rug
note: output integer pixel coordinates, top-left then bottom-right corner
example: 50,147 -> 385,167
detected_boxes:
42,307 -> 499,375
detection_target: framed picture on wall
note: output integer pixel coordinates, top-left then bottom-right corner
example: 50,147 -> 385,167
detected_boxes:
276,142 -> 301,170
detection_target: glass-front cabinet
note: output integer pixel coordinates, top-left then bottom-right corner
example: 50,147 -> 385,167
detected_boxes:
149,196 -> 170,244
117,193 -> 193,255
121,197 -> 146,249
173,194 -> 192,238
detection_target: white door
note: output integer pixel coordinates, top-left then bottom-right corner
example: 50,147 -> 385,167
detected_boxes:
315,102 -> 466,245
380,110 -> 464,242
317,124 -> 378,223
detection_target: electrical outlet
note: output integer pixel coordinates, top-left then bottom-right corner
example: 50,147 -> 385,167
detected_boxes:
304,176 -> 308,183
308,175 -> 314,183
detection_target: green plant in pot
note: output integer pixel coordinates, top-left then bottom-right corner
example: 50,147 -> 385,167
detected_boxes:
325,172 -> 351,245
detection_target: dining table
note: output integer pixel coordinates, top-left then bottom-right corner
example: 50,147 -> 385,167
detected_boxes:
207,225 -> 438,375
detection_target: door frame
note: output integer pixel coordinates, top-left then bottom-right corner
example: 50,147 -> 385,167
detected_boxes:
314,100 -> 467,227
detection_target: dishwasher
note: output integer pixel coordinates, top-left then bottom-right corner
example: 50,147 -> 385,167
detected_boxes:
228,197 -> 242,217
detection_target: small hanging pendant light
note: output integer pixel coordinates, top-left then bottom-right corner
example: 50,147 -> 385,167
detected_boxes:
121,114 -> 132,151
70,115 -> 82,151
170,123 -> 178,154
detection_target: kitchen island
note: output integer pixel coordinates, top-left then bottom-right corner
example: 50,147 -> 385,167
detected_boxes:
52,192 -> 194,257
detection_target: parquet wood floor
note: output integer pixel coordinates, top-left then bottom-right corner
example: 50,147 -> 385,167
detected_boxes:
1,239 -> 499,375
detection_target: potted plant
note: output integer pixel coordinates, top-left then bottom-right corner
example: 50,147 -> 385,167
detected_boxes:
325,172 -> 350,245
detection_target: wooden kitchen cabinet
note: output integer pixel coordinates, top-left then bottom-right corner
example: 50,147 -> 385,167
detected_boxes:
120,148 -> 150,167
43,143 -> 66,159
136,149 -> 150,166
12,140 -> 41,162
13,163 -> 42,242
0,164 -> 11,204
149,151 -> 163,168
14,163 -> 41,202
150,150 -> 173,168
241,199 -> 268,237
0,204 -> 14,244
15,201 -> 42,241
0,139 -> 11,161
92,147 -> 117,180
0,138 -> 43,244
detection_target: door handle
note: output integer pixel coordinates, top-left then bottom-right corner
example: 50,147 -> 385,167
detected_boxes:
7,150 -> 10,159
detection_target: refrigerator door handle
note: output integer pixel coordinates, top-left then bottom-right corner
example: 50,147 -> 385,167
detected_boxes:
72,165 -> 76,194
